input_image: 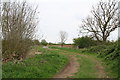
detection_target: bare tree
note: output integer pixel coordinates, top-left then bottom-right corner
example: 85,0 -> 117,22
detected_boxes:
1,1 -> 39,61
80,0 -> 118,42
59,31 -> 68,47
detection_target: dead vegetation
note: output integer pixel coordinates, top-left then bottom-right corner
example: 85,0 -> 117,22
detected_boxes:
1,1 -> 39,62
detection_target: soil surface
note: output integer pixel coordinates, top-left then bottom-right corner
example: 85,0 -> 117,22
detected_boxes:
49,48 -> 108,78
95,61 -> 108,78
53,55 -> 80,78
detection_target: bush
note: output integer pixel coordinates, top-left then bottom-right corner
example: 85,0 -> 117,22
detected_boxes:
81,45 -> 107,53
41,39 -> 48,46
73,36 -> 97,48
81,42 -> 119,60
2,38 -> 33,61
2,2 -> 38,61
33,40 -> 40,45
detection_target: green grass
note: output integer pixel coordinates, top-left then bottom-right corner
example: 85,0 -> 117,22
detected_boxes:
50,46 -> 98,78
2,46 -> 69,78
103,60 -> 118,78
50,46 -> 118,78
3,46 -> 118,78
73,55 -> 97,78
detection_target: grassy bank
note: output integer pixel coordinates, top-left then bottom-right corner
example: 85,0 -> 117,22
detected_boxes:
2,46 -> 68,78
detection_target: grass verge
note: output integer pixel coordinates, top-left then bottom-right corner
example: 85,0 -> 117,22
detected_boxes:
2,46 -> 68,78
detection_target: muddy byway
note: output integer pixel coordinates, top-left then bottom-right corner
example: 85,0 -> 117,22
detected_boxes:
50,48 -> 108,78
53,55 -> 79,78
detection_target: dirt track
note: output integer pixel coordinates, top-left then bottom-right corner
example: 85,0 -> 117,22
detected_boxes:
80,54 -> 108,78
50,48 -> 108,78
53,55 -> 79,78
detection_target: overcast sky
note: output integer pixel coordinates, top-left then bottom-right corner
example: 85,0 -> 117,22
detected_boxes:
9,0 -> 119,43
